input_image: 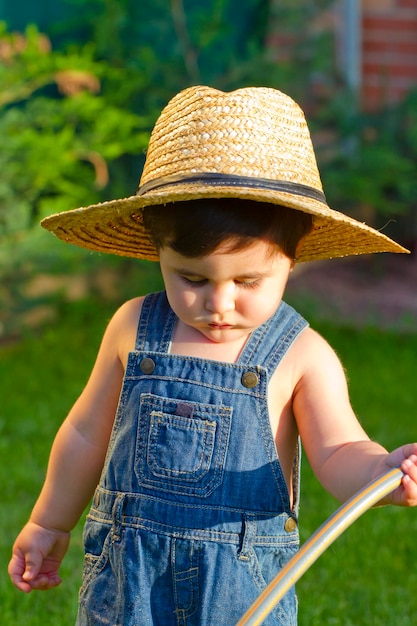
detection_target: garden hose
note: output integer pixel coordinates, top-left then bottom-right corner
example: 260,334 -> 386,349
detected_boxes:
236,467 -> 404,626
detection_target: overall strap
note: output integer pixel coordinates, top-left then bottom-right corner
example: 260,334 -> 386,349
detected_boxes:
238,301 -> 309,373
134,291 -> 176,353
239,300 -> 308,516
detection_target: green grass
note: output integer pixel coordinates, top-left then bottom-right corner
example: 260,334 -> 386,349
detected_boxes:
1,292 -> 417,625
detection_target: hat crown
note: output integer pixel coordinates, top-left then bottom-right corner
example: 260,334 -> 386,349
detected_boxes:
140,86 -> 323,193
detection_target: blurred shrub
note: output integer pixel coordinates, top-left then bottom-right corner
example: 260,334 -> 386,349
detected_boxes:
319,89 -> 417,248
0,22 -> 151,242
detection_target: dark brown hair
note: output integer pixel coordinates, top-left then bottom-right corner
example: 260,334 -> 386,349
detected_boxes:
143,198 -> 313,260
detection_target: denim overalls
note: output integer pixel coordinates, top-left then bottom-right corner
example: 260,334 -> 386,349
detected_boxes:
76,291 -> 308,626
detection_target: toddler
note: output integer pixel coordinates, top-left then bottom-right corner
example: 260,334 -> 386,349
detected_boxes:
9,86 -> 417,626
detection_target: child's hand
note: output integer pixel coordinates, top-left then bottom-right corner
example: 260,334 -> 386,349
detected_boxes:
376,444 -> 417,507
8,521 -> 70,593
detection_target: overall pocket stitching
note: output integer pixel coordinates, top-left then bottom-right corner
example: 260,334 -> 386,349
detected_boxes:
135,393 -> 232,497
147,412 -> 216,479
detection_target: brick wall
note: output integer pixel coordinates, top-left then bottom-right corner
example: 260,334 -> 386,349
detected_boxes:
362,0 -> 417,110
265,0 -> 417,110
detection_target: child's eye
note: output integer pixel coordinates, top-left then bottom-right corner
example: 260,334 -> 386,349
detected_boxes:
237,279 -> 261,289
181,276 -> 207,286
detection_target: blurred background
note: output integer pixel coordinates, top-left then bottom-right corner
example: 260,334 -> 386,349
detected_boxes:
1,2 -> 417,625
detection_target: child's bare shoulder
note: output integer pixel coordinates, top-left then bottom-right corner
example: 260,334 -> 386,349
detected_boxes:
285,325 -> 346,384
107,296 -> 146,366
286,325 -> 351,415
295,326 -> 340,359
113,296 -> 145,323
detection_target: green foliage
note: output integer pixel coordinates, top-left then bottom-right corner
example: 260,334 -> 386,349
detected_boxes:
61,0 -> 280,103
319,89 -> 417,239
0,22 -> 151,240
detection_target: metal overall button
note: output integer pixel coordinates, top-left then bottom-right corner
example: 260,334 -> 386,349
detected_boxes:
284,516 -> 297,533
140,357 -> 156,374
241,371 -> 259,388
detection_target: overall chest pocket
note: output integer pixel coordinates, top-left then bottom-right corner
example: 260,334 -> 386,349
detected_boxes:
135,394 -> 232,497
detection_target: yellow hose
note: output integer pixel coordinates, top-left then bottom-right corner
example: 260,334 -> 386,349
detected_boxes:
236,467 -> 404,626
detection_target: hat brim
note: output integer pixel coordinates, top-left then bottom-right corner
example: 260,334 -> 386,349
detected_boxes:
41,183 -> 409,262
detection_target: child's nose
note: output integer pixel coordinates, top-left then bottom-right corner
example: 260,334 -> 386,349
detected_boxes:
205,283 -> 235,314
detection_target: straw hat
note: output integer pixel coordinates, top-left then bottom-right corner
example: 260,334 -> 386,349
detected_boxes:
41,85 -> 408,262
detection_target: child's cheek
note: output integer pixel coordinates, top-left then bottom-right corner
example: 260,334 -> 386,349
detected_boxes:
182,290 -> 200,309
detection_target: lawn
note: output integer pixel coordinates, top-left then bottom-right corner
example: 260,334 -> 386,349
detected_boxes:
1,277 -> 416,625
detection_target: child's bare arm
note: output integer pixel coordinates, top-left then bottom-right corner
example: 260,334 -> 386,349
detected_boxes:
31,302 -> 131,529
9,298 -> 142,592
293,329 -> 417,504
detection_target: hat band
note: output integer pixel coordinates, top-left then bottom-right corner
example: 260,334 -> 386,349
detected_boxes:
137,173 -> 327,205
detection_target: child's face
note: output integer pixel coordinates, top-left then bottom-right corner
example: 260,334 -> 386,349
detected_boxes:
159,239 -> 293,344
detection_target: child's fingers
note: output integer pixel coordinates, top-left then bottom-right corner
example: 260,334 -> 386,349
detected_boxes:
21,547 -> 44,580
9,524 -> 69,592
24,571 -> 62,591
388,455 -> 417,507
8,551 -> 62,592
400,455 -> 417,505
399,475 -> 417,507
8,553 -> 34,593
9,576 -> 33,593
401,454 -> 417,480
